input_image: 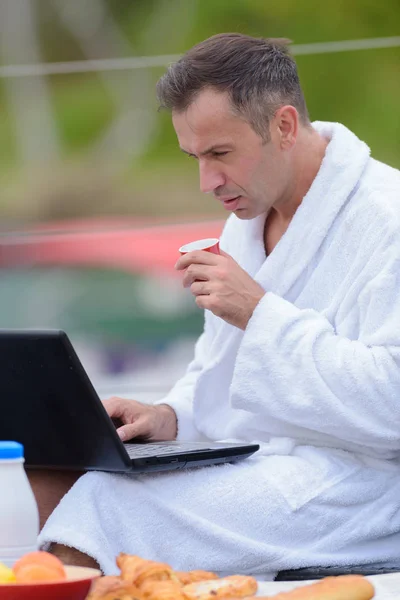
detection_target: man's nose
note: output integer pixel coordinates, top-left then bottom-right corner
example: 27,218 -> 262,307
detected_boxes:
199,160 -> 225,194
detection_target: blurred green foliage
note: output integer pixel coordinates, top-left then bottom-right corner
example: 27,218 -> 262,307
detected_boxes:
0,0 -> 398,351
53,76 -> 115,153
0,0 -> 399,217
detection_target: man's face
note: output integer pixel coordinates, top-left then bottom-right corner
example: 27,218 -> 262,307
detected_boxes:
172,88 -> 291,219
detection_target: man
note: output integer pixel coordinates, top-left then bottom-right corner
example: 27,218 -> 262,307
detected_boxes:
36,33 -> 400,577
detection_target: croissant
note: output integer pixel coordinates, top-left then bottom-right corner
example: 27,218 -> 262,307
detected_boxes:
139,578 -> 186,599
117,553 -> 175,587
86,574 -> 145,600
175,570 -> 219,585
88,590 -> 143,600
255,574 -> 375,600
182,574 -> 258,600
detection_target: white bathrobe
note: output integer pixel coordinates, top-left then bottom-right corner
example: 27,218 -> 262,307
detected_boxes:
39,122 -> 400,577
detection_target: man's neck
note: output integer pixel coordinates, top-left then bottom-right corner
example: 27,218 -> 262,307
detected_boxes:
264,128 -> 329,255
273,128 -> 329,225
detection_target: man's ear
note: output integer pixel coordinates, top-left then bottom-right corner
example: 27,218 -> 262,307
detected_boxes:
275,105 -> 298,150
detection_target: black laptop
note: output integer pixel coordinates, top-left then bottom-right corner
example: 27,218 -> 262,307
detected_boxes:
0,330 -> 259,473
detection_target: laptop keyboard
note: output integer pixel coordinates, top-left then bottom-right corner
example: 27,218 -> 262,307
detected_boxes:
124,442 -> 212,459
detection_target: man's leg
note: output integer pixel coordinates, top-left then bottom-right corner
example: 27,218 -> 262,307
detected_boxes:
27,470 -> 100,569
49,543 -> 100,569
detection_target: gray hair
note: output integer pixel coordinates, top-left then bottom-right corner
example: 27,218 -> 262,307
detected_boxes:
156,33 -> 310,141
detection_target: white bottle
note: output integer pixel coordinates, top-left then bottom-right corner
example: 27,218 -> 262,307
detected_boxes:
0,441 -> 39,567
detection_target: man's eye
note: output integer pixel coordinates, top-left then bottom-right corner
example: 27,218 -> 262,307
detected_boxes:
212,151 -> 228,157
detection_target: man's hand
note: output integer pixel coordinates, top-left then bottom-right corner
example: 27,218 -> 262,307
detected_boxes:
175,250 -> 265,330
103,397 -> 177,442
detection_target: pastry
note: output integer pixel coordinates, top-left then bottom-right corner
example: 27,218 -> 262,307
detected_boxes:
140,578 -> 186,599
256,574 -> 375,600
117,553 -> 175,587
175,570 -> 219,585
182,574 -> 258,599
86,574 -> 144,600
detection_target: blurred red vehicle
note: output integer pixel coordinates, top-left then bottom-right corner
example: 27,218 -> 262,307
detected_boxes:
0,217 -> 224,276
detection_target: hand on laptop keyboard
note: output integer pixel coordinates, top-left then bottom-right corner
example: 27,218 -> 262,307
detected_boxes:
103,397 -> 178,442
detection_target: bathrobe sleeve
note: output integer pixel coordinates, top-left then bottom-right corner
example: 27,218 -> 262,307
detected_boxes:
154,218 -> 233,441
231,230 -> 400,453
154,310 -> 215,441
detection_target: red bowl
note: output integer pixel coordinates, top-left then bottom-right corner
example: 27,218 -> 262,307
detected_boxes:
0,565 -> 101,600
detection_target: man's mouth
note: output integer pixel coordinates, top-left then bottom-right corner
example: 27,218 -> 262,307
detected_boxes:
220,196 -> 241,211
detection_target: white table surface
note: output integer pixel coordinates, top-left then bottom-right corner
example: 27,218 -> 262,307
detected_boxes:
257,573 -> 400,598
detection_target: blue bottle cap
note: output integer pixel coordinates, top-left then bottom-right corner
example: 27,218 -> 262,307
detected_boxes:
0,441 -> 24,459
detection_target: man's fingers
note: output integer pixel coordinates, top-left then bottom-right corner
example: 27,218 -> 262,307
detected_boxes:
117,416 -> 151,442
117,422 -> 142,442
117,424 -> 135,442
175,250 -> 220,270
182,264 -> 213,287
190,281 -> 211,296
103,397 -> 141,422
103,396 -> 124,418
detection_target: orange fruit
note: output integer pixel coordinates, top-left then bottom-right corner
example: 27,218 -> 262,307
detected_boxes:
13,551 -> 66,583
14,563 -> 66,583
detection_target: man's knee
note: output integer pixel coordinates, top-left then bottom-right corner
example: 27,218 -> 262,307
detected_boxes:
27,469 -> 84,530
